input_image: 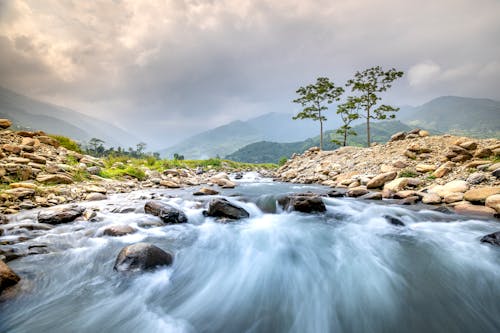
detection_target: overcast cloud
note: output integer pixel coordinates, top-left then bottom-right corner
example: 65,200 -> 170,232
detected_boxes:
0,0 -> 499,148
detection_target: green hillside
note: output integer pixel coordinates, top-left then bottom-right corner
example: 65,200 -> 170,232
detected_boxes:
398,96 -> 500,138
226,121 -> 414,163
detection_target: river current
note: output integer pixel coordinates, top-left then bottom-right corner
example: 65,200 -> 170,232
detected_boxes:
1,173 -> 499,333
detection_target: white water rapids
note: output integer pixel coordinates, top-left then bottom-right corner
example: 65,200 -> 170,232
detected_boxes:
1,175 -> 499,333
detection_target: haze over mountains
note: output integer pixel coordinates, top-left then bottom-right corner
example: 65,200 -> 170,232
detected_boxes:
0,86 -> 137,147
162,95 -> 500,161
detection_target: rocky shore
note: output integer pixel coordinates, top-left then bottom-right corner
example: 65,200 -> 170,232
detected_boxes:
277,129 -> 500,217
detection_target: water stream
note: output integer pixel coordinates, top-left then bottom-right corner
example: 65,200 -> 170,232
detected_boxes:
1,173 -> 499,333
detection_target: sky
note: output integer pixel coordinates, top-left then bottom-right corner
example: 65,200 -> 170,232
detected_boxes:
0,0 -> 499,148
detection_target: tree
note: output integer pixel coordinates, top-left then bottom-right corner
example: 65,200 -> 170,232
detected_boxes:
292,77 -> 344,150
88,138 -> 105,156
333,97 -> 360,146
346,66 -> 404,147
136,142 -> 147,157
173,153 -> 184,161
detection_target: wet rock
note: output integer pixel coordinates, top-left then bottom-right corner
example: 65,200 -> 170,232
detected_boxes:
398,196 -> 419,205
144,201 -> 188,224
204,198 -> 250,219
103,225 -> 137,237
454,203 -> 496,217
463,187 -> 500,204
366,171 -> 397,189
480,232 -> 500,246
114,242 -> 173,272
82,209 -> 98,221
0,259 -> 20,294
278,194 -> 326,213
359,192 -> 382,200
346,187 -> 369,197
37,205 -> 85,224
137,220 -> 165,228
193,187 -> 220,196
36,174 -> 74,184
234,172 -> 243,180
383,215 -> 405,226
0,215 -> 8,225
326,189 -> 346,197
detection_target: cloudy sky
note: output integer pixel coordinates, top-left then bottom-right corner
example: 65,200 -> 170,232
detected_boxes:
0,0 -> 499,148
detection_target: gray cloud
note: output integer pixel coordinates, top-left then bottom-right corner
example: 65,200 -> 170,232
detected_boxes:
0,0 -> 499,148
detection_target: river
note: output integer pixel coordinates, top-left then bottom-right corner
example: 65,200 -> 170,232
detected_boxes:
1,173 -> 499,332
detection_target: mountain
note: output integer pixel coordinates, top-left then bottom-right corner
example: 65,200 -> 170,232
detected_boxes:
226,121 -> 414,163
0,86 -> 137,147
160,112 -> 343,159
398,96 -> 500,138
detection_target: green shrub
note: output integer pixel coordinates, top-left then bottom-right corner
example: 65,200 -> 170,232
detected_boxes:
278,157 -> 288,166
399,169 -> 417,178
49,135 -> 82,153
99,166 -> 146,180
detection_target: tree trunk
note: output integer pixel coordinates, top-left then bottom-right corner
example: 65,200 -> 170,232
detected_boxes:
343,129 -> 347,146
320,118 -> 323,150
366,108 -> 371,147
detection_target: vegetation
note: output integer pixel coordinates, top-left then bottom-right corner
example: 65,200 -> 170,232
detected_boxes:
399,169 -> 418,178
333,97 -> 361,146
49,135 -> 83,153
292,77 -> 344,150
346,66 -> 404,147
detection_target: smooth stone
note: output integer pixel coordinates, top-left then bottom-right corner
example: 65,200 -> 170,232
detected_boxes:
144,201 -> 188,224
278,194 -> 326,213
463,187 -> 500,203
480,232 -> 500,246
103,225 -> 136,237
0,259 -> 20,294
204,198 -> 250,220
37,205 -> 85,224
485,194 -> 500,213
454,204 -> 496,217
366,171 -> 397,189
383,215 -> 405,226
114,243 -> 173,272
193,187 -> 220,196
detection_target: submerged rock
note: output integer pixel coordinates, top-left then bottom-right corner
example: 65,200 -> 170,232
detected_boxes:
480,231 -> 500,246
278,194 -> 326,213
144,201 -> 188,224
383,215 -> 405,226
204,198 -> 250,220
37,205 -> 85,224
0,259 -> 20,294
193,187 -> 219,196
114,242 -> 173,272
103,225 -> 137,237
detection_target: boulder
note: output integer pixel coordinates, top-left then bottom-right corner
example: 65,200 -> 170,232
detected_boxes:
159,180 -> 180,188
0,119 -> 12,129
85,193 -> 107,201
394,190 -> 417,199
432,162 -> 454,178
443,192 -> 464,204
454,204 -> 496,217
474,148 -> 492,158
451,154 -> 472,163
278,194 -> 326,213
359,192 -> 382,200
103,225 -> 136,237
346,187 -> 369,197
442,180 -> 469,193
485,194 -> 500,213
114,243 -> 173,272
193,187 -> 220,196
144,201 -> 188,224
366,171 -> 397,189
0,259 -> 20,294
37,136 -> 59,147
415,164 -> 437,173
86,166 -> 101,175
20,153 -> 46,164
383,178 -> 409,192
3,188 -> 35,199
85,185 -> 107,194
421,193 -> 442,204
37,205 -> 85,224
463,187 -> 500,203
418,130 -> 429,137
390,132 -> 406,141
204,198 -> 249,220
480,232 -> 500,246
398,196 -> 420,205
466,172 -> 486,185
2,144 -> 21,154
36,174 -> 74,184
493,169 -> 500,178
459,141 -> 478,150
326,189 -> 347,197
383,215 -> 405,226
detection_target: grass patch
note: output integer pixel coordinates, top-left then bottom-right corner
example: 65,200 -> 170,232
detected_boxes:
399,169 -> 418,178
99,165 -> 146,181
49,135 -> 83,153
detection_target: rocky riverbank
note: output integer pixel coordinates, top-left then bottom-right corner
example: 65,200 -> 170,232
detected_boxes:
0,119 -> 272,216
277,130 -> 500,217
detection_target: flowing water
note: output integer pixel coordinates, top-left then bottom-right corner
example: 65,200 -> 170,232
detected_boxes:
1,173 -> 499,333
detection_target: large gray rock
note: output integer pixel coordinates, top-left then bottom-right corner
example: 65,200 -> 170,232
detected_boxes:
480,231 -> 500,246
278,194 -> 326,213
204,198 -> 250,220
114,242 -> 173,272
37,205 -> 85,224
144,201 -> 188,224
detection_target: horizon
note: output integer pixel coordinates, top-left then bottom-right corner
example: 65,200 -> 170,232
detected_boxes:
1,0 -> 499,148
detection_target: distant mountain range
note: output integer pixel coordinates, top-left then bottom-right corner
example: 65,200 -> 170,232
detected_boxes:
159,112 -> 343,159
162,95 -> 499,161
398,96 -> 500,138
226,121 -> 415,163
0,86 -> 137,147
